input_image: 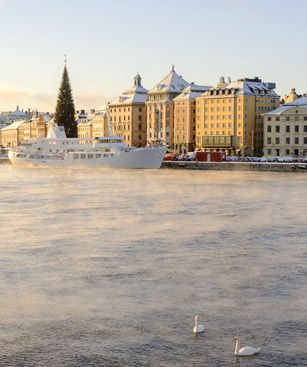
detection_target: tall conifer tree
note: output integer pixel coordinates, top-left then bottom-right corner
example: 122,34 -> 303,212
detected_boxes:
54,65 -> 77,137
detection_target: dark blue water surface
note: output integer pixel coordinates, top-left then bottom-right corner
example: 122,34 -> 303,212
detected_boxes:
0,166 -> 306,366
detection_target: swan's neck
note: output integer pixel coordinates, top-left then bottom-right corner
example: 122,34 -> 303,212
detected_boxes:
234,339 -> 240,355
195,318 -> 198,329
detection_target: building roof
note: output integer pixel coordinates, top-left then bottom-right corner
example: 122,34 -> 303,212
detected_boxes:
1,119 -> 26,130
265,103 -> 307,116
148,66 -> 189,94
110,73 -> 148,105
174,83 -> 211,101
202,77 -> 279,98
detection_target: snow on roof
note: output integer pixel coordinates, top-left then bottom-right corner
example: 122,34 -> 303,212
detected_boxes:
1,119 -> 26,130
110,85 -> 148,106
265,104 -> 307,116
109,73 -> 148,106
203,78 -> 279,98
174,84 -> 212,101
148,67 -> 189,94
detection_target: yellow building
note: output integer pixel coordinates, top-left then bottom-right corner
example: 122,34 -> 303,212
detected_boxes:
173,83 -> 211,153
77,118 -> 93,138
1,113 -> 51,147
196,77 -> 280,156
284,88 -> 299,104
92,110 -> 108,138
108,73 -> 148,147
1,120 -> 25,147
146,66 -> 189,148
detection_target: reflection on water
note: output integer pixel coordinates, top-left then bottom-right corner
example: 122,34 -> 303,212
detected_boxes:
0,166 -> 306,366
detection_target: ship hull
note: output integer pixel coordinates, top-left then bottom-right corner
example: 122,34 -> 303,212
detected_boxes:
8,146 -> 167,169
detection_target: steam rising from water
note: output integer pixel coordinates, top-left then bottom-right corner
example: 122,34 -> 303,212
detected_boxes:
0,167 -> 306,366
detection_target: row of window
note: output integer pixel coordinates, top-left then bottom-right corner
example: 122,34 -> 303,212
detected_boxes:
109,107 -> 142,113
73,153 -> 115,159
267,116 -> 307,122
267,125 -> 307,133
267,137 -> 307,145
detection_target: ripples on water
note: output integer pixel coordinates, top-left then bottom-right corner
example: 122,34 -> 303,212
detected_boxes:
0,166 -> 306,366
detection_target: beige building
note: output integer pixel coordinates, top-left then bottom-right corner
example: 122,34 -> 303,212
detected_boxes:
263,97 -> 307,157
196,77 -> 280,156
173,83 -> 211,153
146,66 -> 189,148
77,119 -> 92,138
108,73 -> 148,147
1,120 -> 25,147
77,109 -> 108,139
1,113 -> 51,147
92,110 -> 108,138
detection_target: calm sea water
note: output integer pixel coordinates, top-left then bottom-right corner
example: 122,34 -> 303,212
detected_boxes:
0,164 -> 306,367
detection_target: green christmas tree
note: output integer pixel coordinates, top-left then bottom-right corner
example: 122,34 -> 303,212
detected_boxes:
54,65 -> 77,138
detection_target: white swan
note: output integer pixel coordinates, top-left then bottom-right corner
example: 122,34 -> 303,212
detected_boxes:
233,336 -> 261,356
193,315 -> 205,333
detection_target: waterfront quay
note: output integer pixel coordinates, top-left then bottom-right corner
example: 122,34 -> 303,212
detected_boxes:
162,161 -> 307,172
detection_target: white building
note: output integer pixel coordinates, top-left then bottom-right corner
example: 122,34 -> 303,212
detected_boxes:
263,97 -> 307,157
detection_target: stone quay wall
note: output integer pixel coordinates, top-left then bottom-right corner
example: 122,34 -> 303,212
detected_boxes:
161,161 -> 307,173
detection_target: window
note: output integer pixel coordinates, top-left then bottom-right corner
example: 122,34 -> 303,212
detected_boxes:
286,117 -> 290,121
295,137 -> 299,144
267,125 -> 271,132
304,116 -> 307,121
276,125 -> 280,133
304,125 -> 307,132
286,137 -> 290,144
304,137 -> 307,144
268,149 -> 271,155
88,154 -> 93,159
295,125 -> 299,132
276,137 -> 280,144
138,116 -> 142,121
286,125 -> 290,133
267,137 -> 271,144
73,154 -> 78,159
268,117 -> 271,121
95,154 -> 101,158
276,117 -> 280,121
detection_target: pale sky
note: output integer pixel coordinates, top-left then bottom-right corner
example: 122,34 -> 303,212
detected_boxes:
0,0 -> 307,112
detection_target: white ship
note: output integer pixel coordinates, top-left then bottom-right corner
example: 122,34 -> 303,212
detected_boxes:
8,124 -> 167,169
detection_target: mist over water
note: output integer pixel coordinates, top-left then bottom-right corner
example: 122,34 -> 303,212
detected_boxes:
0,166 -> 306,366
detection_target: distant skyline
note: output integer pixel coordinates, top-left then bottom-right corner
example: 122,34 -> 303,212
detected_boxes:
1,0 -> 307,112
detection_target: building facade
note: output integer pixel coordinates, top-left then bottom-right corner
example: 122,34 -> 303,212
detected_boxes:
196,77 -> 280,156
263,97 -> 307,157
0,113 -> 51,147
146,66 -> 189,148
173,83 -> 211,153
108,74 -> 148,147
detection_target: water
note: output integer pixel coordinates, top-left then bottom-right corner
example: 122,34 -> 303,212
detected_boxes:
0,165 -> 306,366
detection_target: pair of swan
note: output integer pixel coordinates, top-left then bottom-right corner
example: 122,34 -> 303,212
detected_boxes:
193,316 -> 261,356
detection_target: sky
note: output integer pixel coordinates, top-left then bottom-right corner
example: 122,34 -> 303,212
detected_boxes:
0,0 -> 307,112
